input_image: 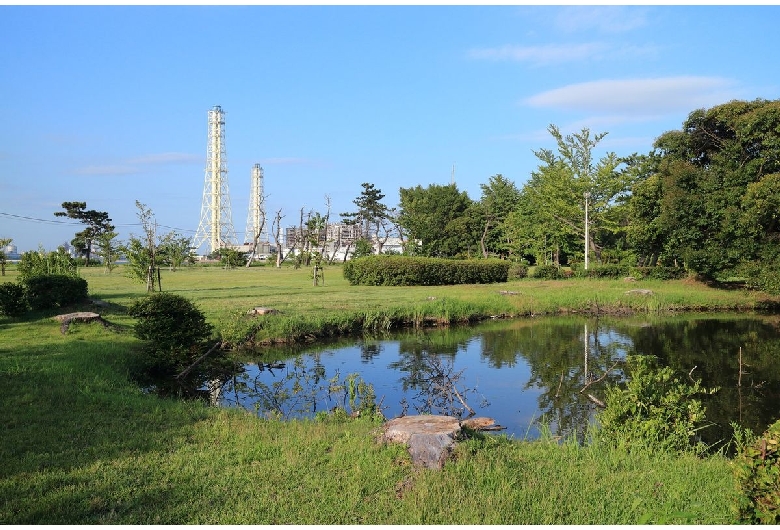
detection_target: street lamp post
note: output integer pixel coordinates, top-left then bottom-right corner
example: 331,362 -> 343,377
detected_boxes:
584,192 -> 591,270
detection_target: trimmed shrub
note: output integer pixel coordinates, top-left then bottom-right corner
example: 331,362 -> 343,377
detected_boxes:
0,282 -> 28,316
342,255 -> 509,286
507,263 -> 528,280
128,292 -> 214,353
21,274 -> 88,310
532,264 -> 563,280
127,293 -> 234,396
733,419 -> 780,524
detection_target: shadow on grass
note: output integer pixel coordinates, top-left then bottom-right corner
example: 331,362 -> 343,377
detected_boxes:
0,319 -> 214,479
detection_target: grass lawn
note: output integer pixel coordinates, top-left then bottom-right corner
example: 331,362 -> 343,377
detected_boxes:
0,262 -> 768,523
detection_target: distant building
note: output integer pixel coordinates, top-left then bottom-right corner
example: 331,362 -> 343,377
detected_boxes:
2,244 -> 20,260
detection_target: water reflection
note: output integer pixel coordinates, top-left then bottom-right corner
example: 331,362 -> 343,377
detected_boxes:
219,313 -> 780,447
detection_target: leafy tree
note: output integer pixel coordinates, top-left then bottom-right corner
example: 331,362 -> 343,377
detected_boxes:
122,201 -> 161,292
95,230 -> 121,273
477,174 -> 521,259
629,99 -> 780,278
341,182 -> 390,242
0,238 -> 11,276
158,232 -> 194,271
219,248 -> 247,269
54,201 -> 114,266
397,183 -> 478,257
512,125 -> 630,266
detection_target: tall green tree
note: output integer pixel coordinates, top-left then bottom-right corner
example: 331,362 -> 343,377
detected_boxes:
341,183 -> 389,240
629,99 -> 780,278
397,183 -> 479,257
513,125 -> 630,266
54,201 -> 114,266
477,174 -> 521,259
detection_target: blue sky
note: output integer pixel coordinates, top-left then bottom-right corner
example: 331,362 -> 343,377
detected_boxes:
1,5 -> 778,254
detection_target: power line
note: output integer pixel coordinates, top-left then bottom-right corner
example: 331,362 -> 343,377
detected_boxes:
0,211 -> 197,235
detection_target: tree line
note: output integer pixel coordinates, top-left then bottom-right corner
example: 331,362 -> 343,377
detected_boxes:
14,98 -> 778,292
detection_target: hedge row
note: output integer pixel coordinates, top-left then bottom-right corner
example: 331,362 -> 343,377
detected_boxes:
342,256 -> 510,286
0,274 -> 89,316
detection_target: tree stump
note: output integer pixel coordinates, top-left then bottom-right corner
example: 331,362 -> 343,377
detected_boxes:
382,415 -> 501,469
53,312 -> 112,334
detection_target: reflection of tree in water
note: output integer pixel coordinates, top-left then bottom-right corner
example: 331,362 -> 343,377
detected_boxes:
479,318 -> 629,441
391,336 -> 487,418
218,354 -> 375,419
358,341 -> 382,363
626,316 -> 780,449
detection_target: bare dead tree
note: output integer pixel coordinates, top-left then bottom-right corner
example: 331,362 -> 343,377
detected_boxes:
272,208 -> 285,269
245,193 -> 269,268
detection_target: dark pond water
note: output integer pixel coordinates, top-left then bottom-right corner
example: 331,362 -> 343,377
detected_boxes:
215,313 -> 780,449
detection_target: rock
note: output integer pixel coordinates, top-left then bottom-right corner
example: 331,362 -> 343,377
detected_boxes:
382,415 -> 501,469
624,289 -> 654,296
247,307 -> 279,316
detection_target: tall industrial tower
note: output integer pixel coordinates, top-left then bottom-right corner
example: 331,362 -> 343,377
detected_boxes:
245,163 -> 270,250
193,105 -> 238,254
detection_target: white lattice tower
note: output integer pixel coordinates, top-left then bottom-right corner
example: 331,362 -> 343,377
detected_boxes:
193,105 -> 238,254
245,163 -> 269,247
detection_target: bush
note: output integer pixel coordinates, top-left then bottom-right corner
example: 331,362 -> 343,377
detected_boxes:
343,255 -> 509,286
594,355 -> 717,455
126,292 -> 238,398
128,292 -> 214,353
507,263 -> 528,280
586,264 -> 629,279
0,282 -> 28,316
21,275 -> 88,310
733,419 -> 780,524
633,266 -> 687,281
17,248 -> 78,281
532,264 -> 563,280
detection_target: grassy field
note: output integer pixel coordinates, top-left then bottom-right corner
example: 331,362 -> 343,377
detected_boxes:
1,262 -> 772,523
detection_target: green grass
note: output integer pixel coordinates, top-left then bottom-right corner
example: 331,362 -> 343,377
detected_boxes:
0,262 -> 767,523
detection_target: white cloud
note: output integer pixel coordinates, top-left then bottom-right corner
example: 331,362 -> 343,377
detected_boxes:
524,76 -> 740,115
127,152 -> 201,165
74,165 -> 138,176
73,151 -> 202,176
554,6 -> 650,34
468,43 -> 608,65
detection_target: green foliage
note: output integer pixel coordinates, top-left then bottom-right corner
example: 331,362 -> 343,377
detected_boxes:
532,264 -> 563,280
631,266 -> 688,281
352,238 -> 374,259
128,293 -> 214,353
219,248 -> 247,269
397,183 -> 479,257
127,293 -> 229,395
0,282 -> 28,316
631,99 -> 780,279
21,274 -> 89,310
54,201 -> 114,266
343,255 -> 509,286
507,262 -> 528,280
733,419 -> 780,524
584,264 -> 629,279
17,247 -> 78,281
595,355 -> 717,455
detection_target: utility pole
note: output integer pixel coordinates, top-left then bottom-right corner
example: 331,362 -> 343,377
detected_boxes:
584,191 -> 591,270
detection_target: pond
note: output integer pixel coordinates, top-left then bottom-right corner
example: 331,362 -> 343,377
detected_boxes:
214,312 -> 780,449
